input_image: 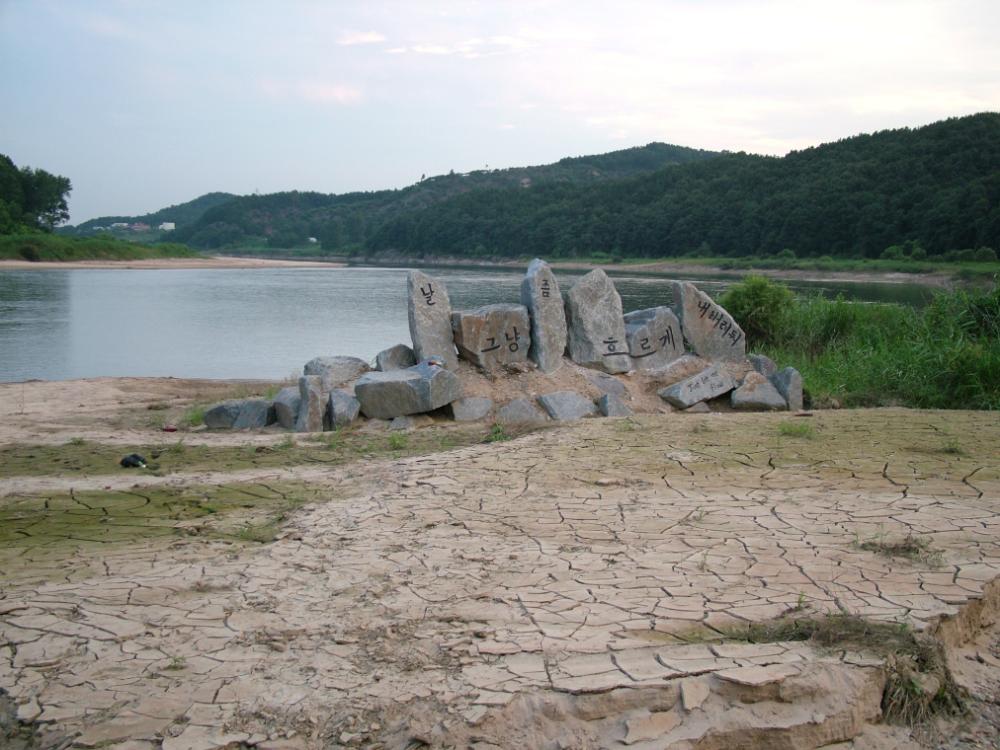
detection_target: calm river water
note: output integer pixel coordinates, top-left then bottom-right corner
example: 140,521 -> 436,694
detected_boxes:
0,266 -> 935,382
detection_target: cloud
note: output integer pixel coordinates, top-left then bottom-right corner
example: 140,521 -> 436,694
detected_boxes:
337,30 -> 386,46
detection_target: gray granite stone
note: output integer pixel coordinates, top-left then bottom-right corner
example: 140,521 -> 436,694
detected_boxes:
448,397 -> 494,422
497,398 -> 550,425
389,414 -> 434,430
731,372 -> 788,411
407,270 -> 458,370
564,269 -> 631,373
624,306 -> 684,370
771,367 -> 804,411
597,393 -> 632,417
537,391 -> 597,421
672,281 -> 746,362
272,386 -> 301,430
354,361 -> 461,419
658,365 -> 737,409
749,353 -> 778,378
232,399 -> 275,429
303,356 -> 370,391
584,370 -> 627,399
451,304 -> 530,372
683,402 -> 711,414
375,344 -> 416,372
295,375 -> 325,432
327,389 -> 361,429
520,258 -> 568,373
203,400 -> 243,430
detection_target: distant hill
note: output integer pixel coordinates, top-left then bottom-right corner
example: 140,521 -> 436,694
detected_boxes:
366,113 -> 1000,259
170,143 -> 718,249
64,192 -> 236,234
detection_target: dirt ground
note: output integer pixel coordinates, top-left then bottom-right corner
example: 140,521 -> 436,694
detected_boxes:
1,377 -> 999,750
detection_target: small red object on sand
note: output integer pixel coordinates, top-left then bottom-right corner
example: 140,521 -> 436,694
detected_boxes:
162,424 -> 178,432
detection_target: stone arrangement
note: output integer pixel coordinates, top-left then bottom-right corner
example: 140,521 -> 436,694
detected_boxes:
203,259 -> 804,431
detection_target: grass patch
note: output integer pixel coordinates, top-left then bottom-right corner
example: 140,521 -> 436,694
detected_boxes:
0,232 -> 200,262
387,432 -> 409,450
182,405 -> 206,428
855,532 -> 944,566
485,423 -> 511,443
716,614 -> 965,725
777,421 -> 815,439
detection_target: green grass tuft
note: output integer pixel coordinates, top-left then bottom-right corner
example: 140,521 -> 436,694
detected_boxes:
777,421 -> 815,439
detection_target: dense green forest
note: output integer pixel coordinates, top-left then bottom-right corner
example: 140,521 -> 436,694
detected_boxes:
0,154 -> 72,234
169,143 -> 717,249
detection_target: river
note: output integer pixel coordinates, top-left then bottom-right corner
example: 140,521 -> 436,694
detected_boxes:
0,266 -> 935,381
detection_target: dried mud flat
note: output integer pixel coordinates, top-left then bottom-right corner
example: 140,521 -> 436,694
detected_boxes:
1,379 -> 1000,750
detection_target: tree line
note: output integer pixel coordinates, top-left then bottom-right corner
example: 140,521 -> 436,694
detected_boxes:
0,154 -> 72,234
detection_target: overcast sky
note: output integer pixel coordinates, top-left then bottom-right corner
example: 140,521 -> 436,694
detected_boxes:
1,0 -> 998,223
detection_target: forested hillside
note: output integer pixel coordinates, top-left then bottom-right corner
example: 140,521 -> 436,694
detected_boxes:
170,143 -> 717,249
63,192 -> 236,234
369,113 -> 1000,259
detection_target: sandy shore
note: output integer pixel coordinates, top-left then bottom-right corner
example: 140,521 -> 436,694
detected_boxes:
0,255 -> 343,270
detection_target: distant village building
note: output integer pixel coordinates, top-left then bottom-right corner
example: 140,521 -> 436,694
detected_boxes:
158,222 -> 176,231
307,237 -> 318,244
111,222 -> 129,229
130,223 -> 151,232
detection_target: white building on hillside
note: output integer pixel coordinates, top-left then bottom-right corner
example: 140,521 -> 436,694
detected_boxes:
158,222 -> 176,231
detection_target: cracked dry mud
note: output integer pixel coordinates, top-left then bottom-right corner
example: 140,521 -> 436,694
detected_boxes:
2,399 -> 1000,750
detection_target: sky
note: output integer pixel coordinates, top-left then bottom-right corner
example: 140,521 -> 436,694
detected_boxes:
1,0 -> 998,224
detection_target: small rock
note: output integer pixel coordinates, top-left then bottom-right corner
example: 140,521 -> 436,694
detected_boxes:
295,375 -> 324,432
451,303 -> 531,372
327,389 -> 361,429
683,402 -> 711,414
584,370 -> 627,398
658,365 -> 737,409
408,270 -> 458,370
624,306 -> 684,370
354,360 -> 461,419
303,356 -> 370,391
770,366 -> 804,411
449,397 -> 494,422
648,354 -> 710,387
273,386 -> 301,430
520,258 -> 568,373
537,391 -> 597,421
497,398 -> 549,425
375,344 -> 416,372
597,393 -> 632,417
564,269 -> 631,373
731,373 -> 787,411
749,353 -> 778,377
203,400 -> 242,429
672,281 -> 746,361
390,414 -> 434,430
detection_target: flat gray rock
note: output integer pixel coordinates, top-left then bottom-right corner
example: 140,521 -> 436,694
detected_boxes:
272,387 -> 300,430
537,391 -> 597,421
232,399 -> 275,430
407,270 -> 458,370
375,344 -> 416,372
672,281 -> 746,362
749,353 -> 778,377
564,269 -> 631,374
624,306 -> 684,370
295,375 -> 325,433
683,402 -> 711,414
658,365 -> 737,409
731,372 -> 788,411
327,388 -> 361,429
648,354 -> 710,388
204,400 -> 243,429
451,303 -> 530,372
354,361 -> 460,419
584,370 -> 627,399
497,398 -> 549,425
448,397 -> 494,422
597,393 -> 632,417
771,367 -> 804,411
303,356 -> 370,391
520,258 -> 567,373
389,414 -> 434,431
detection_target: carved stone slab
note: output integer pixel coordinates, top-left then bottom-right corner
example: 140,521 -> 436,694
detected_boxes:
520,258 -> 567,373
657,365 -> 737,409
672,281 -> 746,362
407,271 -> 458,370
624,306 -> 684,370
564,270 -> 631,374
451,304 -> 530,372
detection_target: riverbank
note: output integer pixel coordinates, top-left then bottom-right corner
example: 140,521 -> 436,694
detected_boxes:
0,255 -> 342,270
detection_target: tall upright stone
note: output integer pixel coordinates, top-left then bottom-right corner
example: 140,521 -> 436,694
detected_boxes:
295,375 -> 324,433
407,271 -> 458,370
672,282 -> 746,362
520,258 -> 567,374
564,269 -> 631,374
451,304 -> 530,373
624,306 -> 684,370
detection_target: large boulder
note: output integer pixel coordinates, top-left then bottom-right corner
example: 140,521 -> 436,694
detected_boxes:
327,388 -> 361,429
448,397 -> 494,422
497,398 -> 549,425
658,365 -> 737,409
407,270 -> 458,370
537,391 -> 597,421
451,304 -> 530,372
624,306 -> 684,370
295,375 -> 325,432
520,258 -> 568,373
672,281 -> 746,362
232,399 -> 275,429
564,269 -> 631,373
771,367 -> 804,411
303,356 -> 370,391
203,400 -> 243,430
731,372 -> 787,411
272,386 -> 300,430
375,344 -> 416,372
354,361 -> 460,419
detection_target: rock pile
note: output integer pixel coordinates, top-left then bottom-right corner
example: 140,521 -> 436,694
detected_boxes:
203,259 -> 804,431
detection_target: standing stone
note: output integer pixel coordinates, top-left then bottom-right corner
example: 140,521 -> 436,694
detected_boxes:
731,372 -> 788,411
354,361 -> 460,419
564,270 -> 631,374
624,306 -> 684,370
303,356 -> 370,391
327,389 -> 361,429
295,375 -> 324,432
451,304 -> 530,372
520,258 -> 568,373
375,344 -> 416,372
407,271 -> 458,370
272,387 -> 301,430
597,393 -> 632,417
232,399 -> 275,429
771,367 -> 804,411
537,392 -> 597,421
658,365 -> 737,409
749,353 -> 778,378
672,282 -> 746,362
448,397 -> 494,422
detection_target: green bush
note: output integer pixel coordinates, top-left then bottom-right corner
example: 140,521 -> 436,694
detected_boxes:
974,246 -> 997,262
719,275 -> 795,347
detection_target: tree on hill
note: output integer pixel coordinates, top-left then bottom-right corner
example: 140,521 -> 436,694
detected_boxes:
0,154 -> 72,233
